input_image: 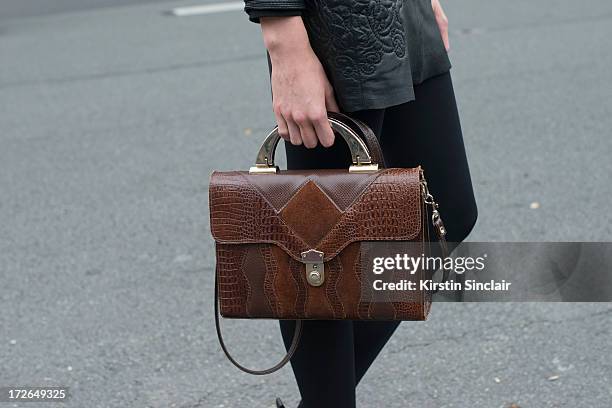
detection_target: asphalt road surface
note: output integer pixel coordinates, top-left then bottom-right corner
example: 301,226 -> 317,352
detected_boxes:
0,0 -> 179,20
1,1 -> 611,407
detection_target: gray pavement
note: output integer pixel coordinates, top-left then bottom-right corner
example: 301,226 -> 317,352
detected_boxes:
0,0 -> 611,407
0,0 -> 178,21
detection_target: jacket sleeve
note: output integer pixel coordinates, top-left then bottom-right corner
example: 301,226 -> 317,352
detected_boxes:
244,0 -> 305,23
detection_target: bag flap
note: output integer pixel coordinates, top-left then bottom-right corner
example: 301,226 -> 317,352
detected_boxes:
209,168 -> 422,262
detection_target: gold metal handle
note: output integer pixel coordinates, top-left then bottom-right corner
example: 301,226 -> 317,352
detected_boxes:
249,117 -> 379,174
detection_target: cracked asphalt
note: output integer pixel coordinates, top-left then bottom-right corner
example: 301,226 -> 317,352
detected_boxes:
1,0 -> 611,407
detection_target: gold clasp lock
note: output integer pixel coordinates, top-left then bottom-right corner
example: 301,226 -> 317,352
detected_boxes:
301,249 -> 324,287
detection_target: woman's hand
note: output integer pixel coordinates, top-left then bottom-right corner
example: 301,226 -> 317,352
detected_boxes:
260,16 -> 339,148
431,0 -> 450,51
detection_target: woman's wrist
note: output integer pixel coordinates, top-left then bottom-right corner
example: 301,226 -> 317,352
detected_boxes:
260,16 -> 311,59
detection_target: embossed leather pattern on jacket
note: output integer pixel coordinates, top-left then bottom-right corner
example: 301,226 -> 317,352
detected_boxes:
304,0 -> 405,78
210,167 -> 431,321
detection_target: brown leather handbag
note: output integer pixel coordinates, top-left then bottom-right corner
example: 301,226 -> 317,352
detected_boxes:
209,112 -> 448,375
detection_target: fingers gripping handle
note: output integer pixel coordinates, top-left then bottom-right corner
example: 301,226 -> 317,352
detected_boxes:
249,112 -> 381,174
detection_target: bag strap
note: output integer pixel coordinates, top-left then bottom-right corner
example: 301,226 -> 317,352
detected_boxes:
214,272 -> 303,375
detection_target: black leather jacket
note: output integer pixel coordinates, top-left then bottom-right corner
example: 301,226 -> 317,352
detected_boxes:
245,0 -> 451,112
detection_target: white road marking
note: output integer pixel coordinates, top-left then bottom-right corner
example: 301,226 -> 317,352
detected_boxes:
169,2 -> 244,17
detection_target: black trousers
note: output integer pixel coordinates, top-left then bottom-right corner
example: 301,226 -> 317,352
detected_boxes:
280,72 -> 477,408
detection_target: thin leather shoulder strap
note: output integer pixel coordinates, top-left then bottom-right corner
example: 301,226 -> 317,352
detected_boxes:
214,273 -> 303,375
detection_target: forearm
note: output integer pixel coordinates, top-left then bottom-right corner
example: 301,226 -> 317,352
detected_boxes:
256,15 -> 339,148
260,16 -> 311,62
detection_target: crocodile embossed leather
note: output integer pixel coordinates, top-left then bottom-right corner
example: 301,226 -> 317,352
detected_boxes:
209,112 -> 448,375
